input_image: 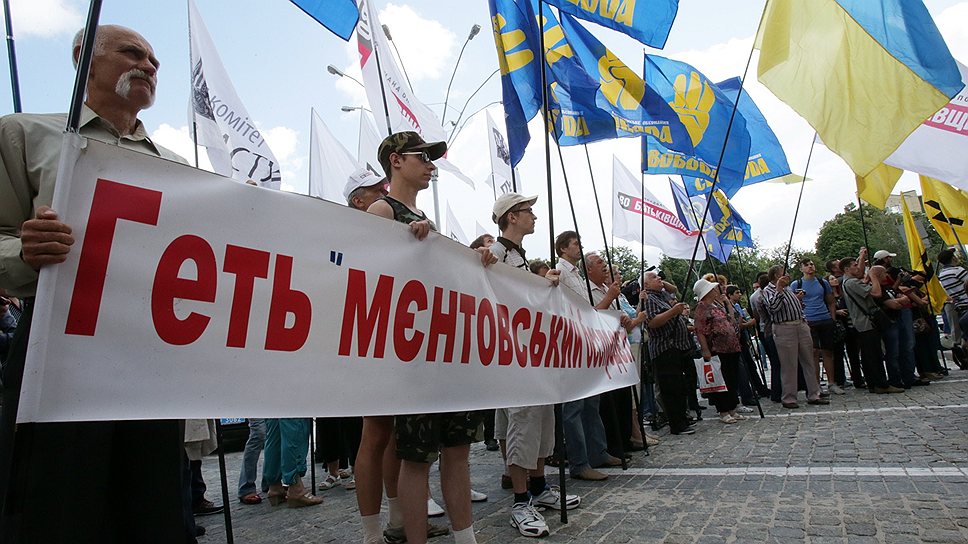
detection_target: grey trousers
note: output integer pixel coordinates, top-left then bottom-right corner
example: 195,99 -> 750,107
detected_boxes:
772,320 -> 821,404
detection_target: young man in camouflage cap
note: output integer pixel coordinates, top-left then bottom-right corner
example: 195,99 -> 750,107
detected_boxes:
363,131 -> 495,544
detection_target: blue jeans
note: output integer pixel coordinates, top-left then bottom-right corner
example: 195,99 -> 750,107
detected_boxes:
897,309 -> 917,386
262,418 -> 311,489
881,321 -> 904,388
563,396 -> 609,475
237,418 -> 266,498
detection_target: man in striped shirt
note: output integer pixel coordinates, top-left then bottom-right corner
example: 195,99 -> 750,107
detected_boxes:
762,265 -> 828,409
937,248 -> 968,368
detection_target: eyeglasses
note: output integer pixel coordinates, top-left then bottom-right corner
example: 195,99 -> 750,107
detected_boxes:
511,206 -> 535,215
400,151 -> 433,163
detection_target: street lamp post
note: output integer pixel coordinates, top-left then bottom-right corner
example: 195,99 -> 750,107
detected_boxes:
442,24 -> 481,125
326,64 -> 364,88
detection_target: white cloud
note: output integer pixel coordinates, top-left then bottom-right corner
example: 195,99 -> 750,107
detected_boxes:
7,0 -> 82,38
937,2 -> 968,62
378,4 -> 456,82
149,123 -> 212,171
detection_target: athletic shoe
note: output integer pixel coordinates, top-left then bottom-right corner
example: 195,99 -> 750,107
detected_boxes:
427,497 -> 445,517
829,384 -> 846,395
470,489 -> 488,502
719,414 -> 737,424
532,486 -> 580,510
318,474 -> 340,491
383,521 -> 450,544
735,405 -> 754,413
510,501 -> 549,538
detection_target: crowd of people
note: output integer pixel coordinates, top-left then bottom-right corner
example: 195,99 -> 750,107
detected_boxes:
0,23 -> 963,544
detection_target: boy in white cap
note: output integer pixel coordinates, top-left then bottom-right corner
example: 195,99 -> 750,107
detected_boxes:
489,193 -> 577,538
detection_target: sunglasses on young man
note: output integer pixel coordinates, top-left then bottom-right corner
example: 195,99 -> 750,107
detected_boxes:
400,151 -> 434,163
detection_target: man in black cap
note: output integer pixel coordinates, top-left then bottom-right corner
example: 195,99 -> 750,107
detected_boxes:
362,132 -> 493,544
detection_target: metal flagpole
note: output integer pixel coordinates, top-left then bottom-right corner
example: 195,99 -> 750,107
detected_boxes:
187,0 -> 201,169
2,0 -> 21,112
537,0 -> 567,524
680,2 -> 768,292
582,145 -> 619,309
782,134 -> 818,269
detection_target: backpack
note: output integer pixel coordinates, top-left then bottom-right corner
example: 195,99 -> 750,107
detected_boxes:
795,277 -> 830,297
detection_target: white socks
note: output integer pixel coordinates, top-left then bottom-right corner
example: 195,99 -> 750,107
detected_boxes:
453,526 -> 477,544
387,496 -> 404,528
361,514 -> 382,544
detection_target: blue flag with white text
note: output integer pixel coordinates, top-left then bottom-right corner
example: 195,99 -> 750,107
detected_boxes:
544,0 -> 677,48
643,55 -> 751,195
289,0 -> 359,40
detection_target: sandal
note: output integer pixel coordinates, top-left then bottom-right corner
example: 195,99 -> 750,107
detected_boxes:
287,489 -> 323,508
267,485 -> 288,507
239,493 -> 263,505
318,474 -> 340,491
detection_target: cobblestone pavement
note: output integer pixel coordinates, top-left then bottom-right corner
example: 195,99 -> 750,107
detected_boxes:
199,368 -> 968,543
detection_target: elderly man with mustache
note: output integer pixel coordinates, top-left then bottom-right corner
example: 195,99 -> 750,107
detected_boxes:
0,25 -> 195,543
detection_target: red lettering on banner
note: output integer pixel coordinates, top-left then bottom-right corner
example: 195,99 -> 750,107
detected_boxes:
477,298 -> 496,366
394,280 -> 428,362
265,255 -> 311,351
544,315 -> 562,368
223,244 -> 270,348
338,269 -> 393,357
151,235 -> 217,345
458,293 -> 477,363
529,312 -> 547,365
560,318 -> 575,368
65,179 -> 162,336
496,304 -> 513,366
511,307 -> 531,367
426,287 -> 458,362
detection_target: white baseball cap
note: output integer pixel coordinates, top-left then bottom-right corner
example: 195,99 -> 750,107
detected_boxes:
492,192 -> 538,223
343,169 -> 385,200
873,250 -> 897,261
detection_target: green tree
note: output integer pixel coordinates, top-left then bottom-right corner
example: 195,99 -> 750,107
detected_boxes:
596,245 -> 647,282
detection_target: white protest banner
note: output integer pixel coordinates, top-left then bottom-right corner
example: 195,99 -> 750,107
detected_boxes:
189,0 -> 282,189
309,110 -> 357,202
21,136 -> 636,423
884,62 -> 968,190
611,157 -> 704,259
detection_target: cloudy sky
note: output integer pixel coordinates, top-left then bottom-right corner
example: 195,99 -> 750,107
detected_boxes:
3,0 -> 967,266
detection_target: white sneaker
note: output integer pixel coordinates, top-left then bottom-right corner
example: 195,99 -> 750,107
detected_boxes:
532,486 -> 580,510
719,414 -> 737,424
427,497 -> 445,517
735,405 -> 755,413
829,384 -> 846,395
470,488 -> 488,502
510,501 -> 549,538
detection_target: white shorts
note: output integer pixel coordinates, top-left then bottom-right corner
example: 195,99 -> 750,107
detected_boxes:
505,404 -> 556,471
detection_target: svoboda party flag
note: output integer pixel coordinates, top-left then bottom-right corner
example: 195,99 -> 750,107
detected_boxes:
642,55 -> 751,192
669,178 -> 733,264
189,0 -> 282,189
757,0 -> 963,177
543,0 -> 677,48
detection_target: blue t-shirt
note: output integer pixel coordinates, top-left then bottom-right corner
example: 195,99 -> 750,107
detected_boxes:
796,277 -> 831,322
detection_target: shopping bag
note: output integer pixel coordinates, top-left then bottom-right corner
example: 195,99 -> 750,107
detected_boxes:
696,356 -> 728,394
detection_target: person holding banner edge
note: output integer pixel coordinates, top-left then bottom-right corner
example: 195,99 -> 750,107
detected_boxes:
0,25 -> 196,543
364,131 -> 496,544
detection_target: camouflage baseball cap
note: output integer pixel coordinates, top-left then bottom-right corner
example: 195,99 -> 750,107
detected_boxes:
378,131 -> 447,175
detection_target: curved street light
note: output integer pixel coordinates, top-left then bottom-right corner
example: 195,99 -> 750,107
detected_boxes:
326,64 -> 364,88
441,23 -> 482,125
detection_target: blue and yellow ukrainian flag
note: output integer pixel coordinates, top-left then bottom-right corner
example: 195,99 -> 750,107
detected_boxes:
757,0 -> 963,177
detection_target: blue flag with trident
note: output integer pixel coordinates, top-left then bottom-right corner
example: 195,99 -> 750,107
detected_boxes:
642,55 -> 751,196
